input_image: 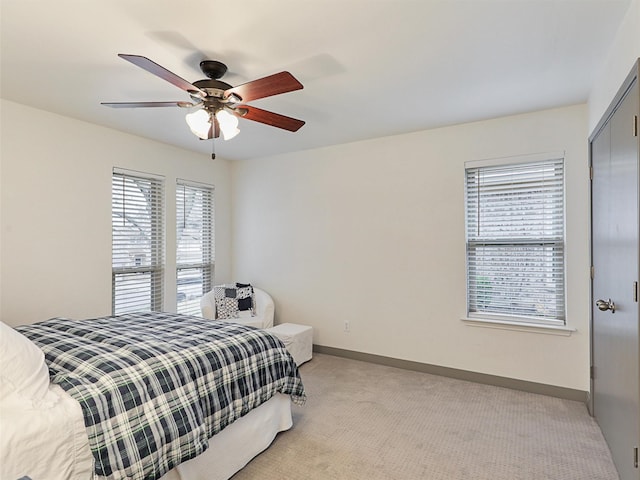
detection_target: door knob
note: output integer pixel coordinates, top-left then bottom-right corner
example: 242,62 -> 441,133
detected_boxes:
596,299 -> 616,313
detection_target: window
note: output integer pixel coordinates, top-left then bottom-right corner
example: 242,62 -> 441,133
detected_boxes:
464,154 -> 565,326
176,180 -> 214,315
112,170 -> 164,315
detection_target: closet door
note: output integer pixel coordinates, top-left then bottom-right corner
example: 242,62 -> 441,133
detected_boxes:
591,74 -> 639,480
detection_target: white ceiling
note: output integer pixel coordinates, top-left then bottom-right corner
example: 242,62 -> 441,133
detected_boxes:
0,0 -> 631,161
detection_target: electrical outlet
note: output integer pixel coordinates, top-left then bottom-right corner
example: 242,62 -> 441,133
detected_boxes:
344,321 -> 350,332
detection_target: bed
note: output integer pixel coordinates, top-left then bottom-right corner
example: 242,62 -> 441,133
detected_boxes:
0,312 -> 305,480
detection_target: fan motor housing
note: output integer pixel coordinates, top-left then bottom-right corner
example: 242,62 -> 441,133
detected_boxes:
192,79 -> 233,99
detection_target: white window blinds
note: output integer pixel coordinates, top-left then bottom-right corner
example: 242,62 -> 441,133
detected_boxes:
176,180 -> 214,316
112,170 -> 164,315
465,156 -> 565,325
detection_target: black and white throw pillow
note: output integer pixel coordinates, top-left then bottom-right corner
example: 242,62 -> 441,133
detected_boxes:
214,283 -> 256,319
235,282 -> 255,313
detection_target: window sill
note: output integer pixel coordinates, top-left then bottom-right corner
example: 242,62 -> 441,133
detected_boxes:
461,317 -> 576,336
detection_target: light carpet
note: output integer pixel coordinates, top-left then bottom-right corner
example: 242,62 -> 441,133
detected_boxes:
232,353 -> 618,480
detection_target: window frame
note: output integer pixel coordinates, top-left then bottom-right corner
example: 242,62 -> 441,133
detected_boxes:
176,179 -> 215,315
464,152 -> 567,328
111,169 -> 165,315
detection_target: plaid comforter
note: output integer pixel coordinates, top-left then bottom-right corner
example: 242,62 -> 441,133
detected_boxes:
17,312 -> 305,480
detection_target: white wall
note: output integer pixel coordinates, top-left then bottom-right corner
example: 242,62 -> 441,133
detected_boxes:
588,0 -> 640,132
0,99 -> 233,327
232,104 -> 590,391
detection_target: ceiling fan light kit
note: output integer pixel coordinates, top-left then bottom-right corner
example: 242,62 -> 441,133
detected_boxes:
102,54 -> 305,159
186,109 -> 240,141
185,109 -> 213,139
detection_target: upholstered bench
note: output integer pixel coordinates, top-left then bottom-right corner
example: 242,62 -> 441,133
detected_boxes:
267,323 -> 313,366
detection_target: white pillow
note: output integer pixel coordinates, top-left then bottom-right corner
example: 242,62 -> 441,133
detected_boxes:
0,321 -> 50,404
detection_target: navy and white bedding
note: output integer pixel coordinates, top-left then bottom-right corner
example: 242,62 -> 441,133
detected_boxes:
16,312 -> 305,480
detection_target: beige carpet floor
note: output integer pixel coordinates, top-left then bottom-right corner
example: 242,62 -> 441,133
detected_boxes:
232,353 -> 619,480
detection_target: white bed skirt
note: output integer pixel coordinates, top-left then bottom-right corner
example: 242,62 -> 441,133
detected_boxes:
163,393 -> 292,480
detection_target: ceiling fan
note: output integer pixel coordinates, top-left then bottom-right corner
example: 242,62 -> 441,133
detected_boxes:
102,54 -> 305,158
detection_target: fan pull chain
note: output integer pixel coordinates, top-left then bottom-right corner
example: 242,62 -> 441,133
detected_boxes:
211,138 -> 216,160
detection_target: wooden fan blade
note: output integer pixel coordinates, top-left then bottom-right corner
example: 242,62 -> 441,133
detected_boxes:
224,72 -> 303,103
118,54 -> 206,96
101,101 -> 192,108
235,105 -> 305,132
